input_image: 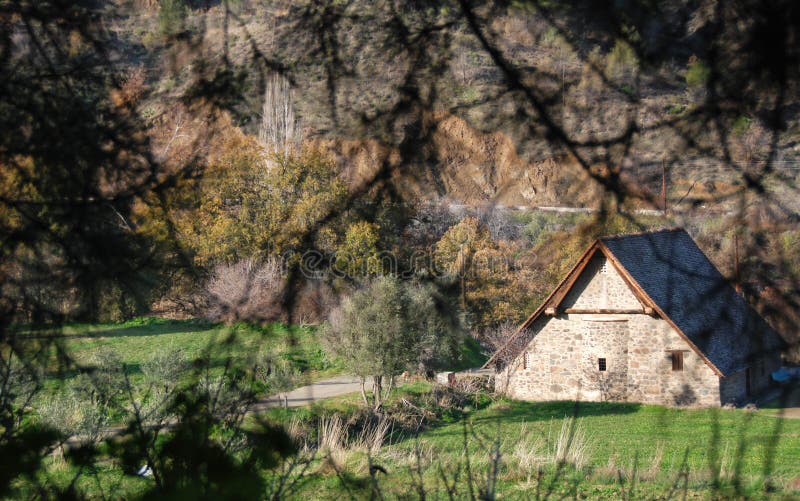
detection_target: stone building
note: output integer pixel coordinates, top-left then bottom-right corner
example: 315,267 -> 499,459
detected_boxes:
486,229 -> 785,406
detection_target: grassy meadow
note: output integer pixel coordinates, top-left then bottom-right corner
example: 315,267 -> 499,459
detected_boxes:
28,380 -> 800,499
254,384 -> 800,499
11,319 -> 800,499
21,317 -> 338,382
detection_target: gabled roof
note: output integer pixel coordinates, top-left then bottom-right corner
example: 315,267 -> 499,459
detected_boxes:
484,228 -> 786,376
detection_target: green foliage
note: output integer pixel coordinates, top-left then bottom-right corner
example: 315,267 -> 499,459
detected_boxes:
323,276 -> 464,385
522,211 -> 586,247
732,115 -> 753,136
455,336 -> 488,370
667,103 -> 686,115
334,221 -> 383,277
605,39 -> 638,82
685,57 -> 711,88
157,0 -> 188,38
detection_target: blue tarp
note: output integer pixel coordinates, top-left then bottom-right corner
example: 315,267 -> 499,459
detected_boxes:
771,367 -> 792,383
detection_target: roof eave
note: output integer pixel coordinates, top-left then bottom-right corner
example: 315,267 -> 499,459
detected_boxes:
482,240 -> 603,368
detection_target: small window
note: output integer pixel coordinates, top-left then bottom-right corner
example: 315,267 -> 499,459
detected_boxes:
598,358 -> 607,371
524,351 -> 532,370
671,351 -> 684,371
600,261 -> 608,274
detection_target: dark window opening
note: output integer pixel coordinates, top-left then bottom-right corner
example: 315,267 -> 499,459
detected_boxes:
598,358 -> 607,371
671,351 -> 684,371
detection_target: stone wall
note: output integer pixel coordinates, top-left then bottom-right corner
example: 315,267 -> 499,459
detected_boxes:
562,254 -> 642,310
626,315 -> 721,406
496,312 -> 723,406
496,254 -> 724,407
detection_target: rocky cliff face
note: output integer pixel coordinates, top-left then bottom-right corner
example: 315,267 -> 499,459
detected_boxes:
310,111 -> 606,207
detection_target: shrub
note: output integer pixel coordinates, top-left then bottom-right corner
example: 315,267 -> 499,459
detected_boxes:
291,280 -> 336,326
685,56 -> 711,88
157,0 -> 187,38
206,258 -> 286,324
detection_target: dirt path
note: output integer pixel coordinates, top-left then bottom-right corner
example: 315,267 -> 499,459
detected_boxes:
250,375 -> 372,412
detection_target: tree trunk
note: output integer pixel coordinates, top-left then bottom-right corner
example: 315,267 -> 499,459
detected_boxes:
359,377 -> 369,407
382,375 -> 394,402
372,375 -> 383,410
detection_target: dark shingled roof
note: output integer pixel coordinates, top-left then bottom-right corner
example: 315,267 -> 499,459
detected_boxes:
601,229 -> 785,376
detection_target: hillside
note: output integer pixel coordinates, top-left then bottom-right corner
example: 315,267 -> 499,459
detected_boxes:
112,1 -> 799,211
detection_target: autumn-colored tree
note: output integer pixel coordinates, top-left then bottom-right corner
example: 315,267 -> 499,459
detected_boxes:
334,221 -> 383,278
435,216 -> 494,318
176,127 -> 348,266
435,216 -> 492,274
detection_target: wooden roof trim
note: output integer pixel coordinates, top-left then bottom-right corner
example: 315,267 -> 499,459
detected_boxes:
598,241 -> 726,378
548,242 -> 604,312
482,240 -> 602,369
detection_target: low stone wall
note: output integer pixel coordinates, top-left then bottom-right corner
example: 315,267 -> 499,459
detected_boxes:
437,369 -> 494,392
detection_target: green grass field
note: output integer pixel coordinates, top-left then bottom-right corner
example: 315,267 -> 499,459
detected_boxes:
22,317 -> 485,377
31,381 -> 800,499
12,320 -> 800,498
20,317 -> 340,382
256,383 -> 800,499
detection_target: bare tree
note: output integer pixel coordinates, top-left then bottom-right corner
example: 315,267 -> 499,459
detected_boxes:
476,207 -> 520,241
258,73 -> 299,156
206,258 -> 286,324
481,321 -> 526,367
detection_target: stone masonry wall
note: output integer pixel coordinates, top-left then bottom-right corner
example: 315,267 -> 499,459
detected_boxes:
496,313 -> 722,406
562,254 -> 642,310
626,315 -> 720,406
497,254 -> 723,406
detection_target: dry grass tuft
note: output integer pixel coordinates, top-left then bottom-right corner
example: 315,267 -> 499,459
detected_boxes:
551,416 -> 590,469
316,414 -> 391,472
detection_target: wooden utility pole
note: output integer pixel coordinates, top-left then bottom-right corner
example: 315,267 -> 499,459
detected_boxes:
733,233 -> 741,293
661,160 -> 668,215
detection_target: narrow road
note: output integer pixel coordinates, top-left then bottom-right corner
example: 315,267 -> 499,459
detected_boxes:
62,375 -> 369,448
250,375 -> 372,412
